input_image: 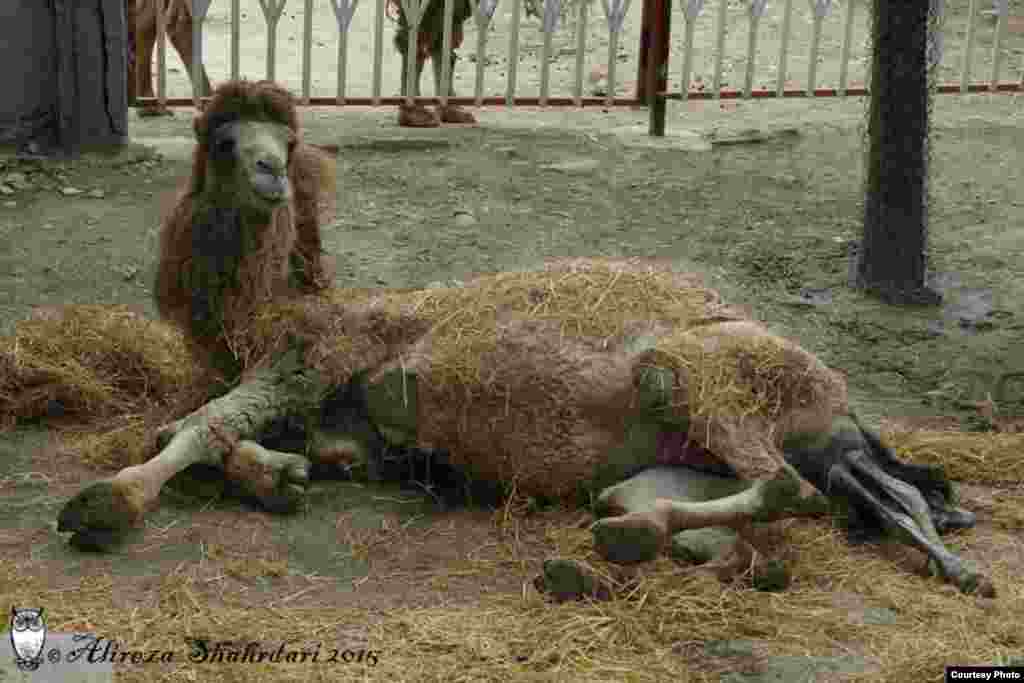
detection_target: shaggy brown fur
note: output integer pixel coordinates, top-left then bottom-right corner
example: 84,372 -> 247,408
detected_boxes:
127,0 -> 213,107
154,80 -> 336,381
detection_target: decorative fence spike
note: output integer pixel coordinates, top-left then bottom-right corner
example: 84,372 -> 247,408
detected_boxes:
257,0 -> 289,82
600,0 -> 632,104
684,0 -> 705,21
330,0 -> 362,102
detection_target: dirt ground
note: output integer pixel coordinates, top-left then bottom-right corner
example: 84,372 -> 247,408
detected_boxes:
2,4 -> 1024,678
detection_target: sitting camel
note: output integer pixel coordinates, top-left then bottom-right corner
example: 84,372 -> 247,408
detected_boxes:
127,0 -> 213,115
57,80 -> 992,598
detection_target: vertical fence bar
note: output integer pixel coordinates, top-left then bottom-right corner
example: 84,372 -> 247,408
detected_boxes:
989,0 -> 1007,90
474,3 -> 491,105
960,0 -> 978,92
744,0 -> 767,98
601,0 -> 631,106
574,0 -> 588,104
231,0 -> 241,79
837,0 -> 855,95
258,0 -> 287,83
441,0 -> 455,104
679,0 -> 703,101
539,0 -> 560,105
711,0 -> 727,98
192,0 -> 211,107
606,25 -> 620,104
373,0 -> 385,103
507,0 -> 522,105
302,0 -> 314,103
806,2 -> 826,97
156,0 -> 168,107
776,0 -> 792,96
403,0 -> 423,101
332,0 -> 360,103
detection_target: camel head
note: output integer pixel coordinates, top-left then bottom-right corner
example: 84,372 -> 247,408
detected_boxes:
188,80 -> 302,218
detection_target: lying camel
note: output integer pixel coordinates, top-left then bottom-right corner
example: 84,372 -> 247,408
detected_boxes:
56,80 -> 992,598
127,0 -> 213,115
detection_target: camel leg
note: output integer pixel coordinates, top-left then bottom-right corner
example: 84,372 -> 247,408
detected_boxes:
591,463 -> 806,563
58,350 -> 323,550
826,451 -> 994,596
133,11 -> 172,117
166,7 -> 212,97
432,46 -> 476,124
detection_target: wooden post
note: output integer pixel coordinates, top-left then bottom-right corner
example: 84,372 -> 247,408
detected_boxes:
636,0 -> 652,103
647,0 -> 672,135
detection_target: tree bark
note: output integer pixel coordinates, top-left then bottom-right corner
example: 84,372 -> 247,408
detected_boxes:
0,0 -> 127,157
856,0 -> 941,304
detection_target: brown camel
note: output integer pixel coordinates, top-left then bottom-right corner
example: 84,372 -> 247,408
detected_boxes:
390,0 -> 478,127
127,0 -> 213,115
153,79 -> 335,380
57,80 -> 991,599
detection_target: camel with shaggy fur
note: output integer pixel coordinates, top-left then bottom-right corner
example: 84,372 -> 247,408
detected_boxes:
391,0 -> 478,127
153,79 -> 335,380
57,80 -> 991,598
127,0 -> 213,115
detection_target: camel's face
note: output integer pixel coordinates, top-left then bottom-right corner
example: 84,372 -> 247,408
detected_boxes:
206,119 -> 295,215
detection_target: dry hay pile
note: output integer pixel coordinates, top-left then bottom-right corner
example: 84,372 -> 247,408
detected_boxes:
0,304 -> 202,468
2,499 -> 1022,682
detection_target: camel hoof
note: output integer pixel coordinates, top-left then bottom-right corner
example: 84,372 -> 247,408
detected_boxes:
534,558 -> 613,602
398,104 -> 440,128
958,570 -> 997,598
223,442 -> 311,514
437,104 -> 477,124
57,480 -> 144,552
591,512 -> 668,564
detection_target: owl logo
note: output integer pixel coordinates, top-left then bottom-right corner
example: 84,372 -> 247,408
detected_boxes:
9,606 -> 47,672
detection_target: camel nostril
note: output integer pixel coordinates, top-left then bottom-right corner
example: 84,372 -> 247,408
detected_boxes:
256,158 -> 279,175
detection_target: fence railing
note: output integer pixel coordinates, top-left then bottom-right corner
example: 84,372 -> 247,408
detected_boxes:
139,0 -> 1024,132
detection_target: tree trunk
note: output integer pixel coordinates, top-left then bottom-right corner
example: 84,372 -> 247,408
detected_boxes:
0,0 -> 127,157
856,0 -> 941,304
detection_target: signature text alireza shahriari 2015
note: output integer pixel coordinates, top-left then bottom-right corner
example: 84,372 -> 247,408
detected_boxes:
62,634 -> 380,667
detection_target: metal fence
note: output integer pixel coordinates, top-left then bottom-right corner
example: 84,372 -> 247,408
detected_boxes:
138,0 -> 1024,120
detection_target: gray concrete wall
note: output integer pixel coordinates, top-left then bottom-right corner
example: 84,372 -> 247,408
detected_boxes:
0,0 -> 127,156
